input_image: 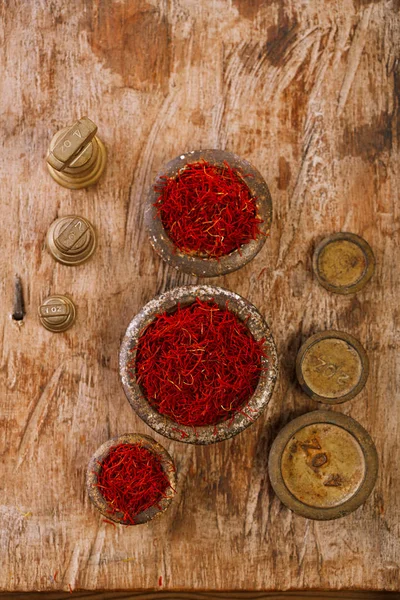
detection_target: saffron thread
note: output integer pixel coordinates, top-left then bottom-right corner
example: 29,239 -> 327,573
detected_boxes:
96,443 -> 171,525
133,298 -> 265,427
155,160 -> 263,258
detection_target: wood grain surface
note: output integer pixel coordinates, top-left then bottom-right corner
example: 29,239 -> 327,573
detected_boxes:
1,592 -> 399,600
0,0 -> 399,593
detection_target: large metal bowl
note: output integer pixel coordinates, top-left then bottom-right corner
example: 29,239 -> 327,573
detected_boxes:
119,285 -> 278,444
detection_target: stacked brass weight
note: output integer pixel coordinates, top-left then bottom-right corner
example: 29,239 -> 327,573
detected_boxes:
38,295 -> 76,333
47,216 -> 96,266
46,116 -> 106,189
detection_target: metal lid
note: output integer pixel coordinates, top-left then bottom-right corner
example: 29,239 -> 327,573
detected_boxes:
47,216 -> 96,265
313,232 -> 375,294
268,410 -> 378,520
296,330 -> 369,404
38,295 -> 76,332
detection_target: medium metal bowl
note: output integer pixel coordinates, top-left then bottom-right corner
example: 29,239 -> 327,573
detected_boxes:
145,150 -> 272,277
86,433 -> 176,525
119,285 -> 278,444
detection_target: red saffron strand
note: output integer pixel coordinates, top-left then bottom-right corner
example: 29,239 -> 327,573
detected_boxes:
96,444 -> 171,525
154,160 -> 263,258
102,518 -> 116,527
132,298 -> 266,427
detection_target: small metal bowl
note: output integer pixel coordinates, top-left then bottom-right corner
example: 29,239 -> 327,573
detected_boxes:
86,433 -> 176,525
145,150 -> 273,277
119,285 -> 278,445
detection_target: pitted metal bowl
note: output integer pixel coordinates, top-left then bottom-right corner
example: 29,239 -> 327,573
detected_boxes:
86,433 -> 176,526
119,285 -> 278,445
145,150 -> 273,277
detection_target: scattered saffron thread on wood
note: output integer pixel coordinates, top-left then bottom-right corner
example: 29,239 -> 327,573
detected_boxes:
171,427 -> 190,439
96,443 -> 171,525
132,298 -> 265,427
53,571 -> 58,583
257,267 -> 267,279
155,160 -> 263,258
159,575 -> 163,586
68,583 -> 73,593
102,518 -> 116,527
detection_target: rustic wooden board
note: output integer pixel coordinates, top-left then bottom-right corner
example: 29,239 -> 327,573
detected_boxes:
2,592 -> 398,600
0,0 -> 399,593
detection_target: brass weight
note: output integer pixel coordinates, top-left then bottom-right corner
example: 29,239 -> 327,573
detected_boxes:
296,330 -> 369,404
313,232 -> 375,294
46,117 -> 106,189
46,215 -> 96,265
268,410 -> 378,520
38,295 -> 76,333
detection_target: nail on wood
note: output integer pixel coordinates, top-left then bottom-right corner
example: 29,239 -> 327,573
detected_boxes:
12,275 -> 25,321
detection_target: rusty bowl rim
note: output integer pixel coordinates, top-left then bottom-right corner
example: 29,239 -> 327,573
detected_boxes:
296,330 -> 369,405
119,285 -> 278,445
145,149 -> 273,277
312,232 -> 375,295
268,410 -> 378,521
86,433 -> 177,525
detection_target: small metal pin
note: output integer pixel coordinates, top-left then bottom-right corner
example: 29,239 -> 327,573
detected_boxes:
12,275 -> 25,321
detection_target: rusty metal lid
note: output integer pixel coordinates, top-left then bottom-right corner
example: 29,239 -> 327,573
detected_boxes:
296,331 -> 369,404
47,215 -> 96,265
38,295 -> 76,332
268,410 -> 378,520
313,232 -> 375,294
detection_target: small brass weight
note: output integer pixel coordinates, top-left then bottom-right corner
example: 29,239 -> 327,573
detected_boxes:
46,116 -> 106,189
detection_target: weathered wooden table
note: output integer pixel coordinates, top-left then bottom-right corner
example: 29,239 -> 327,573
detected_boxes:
1,0 -> 399,595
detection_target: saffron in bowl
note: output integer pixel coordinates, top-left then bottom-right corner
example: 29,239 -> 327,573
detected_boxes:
154,160 -> 263,259
86,434 -> 176,525
132,298 -> 266,428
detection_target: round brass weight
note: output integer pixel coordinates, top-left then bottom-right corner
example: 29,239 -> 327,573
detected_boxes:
46,117 -> 106,190
268,410 -> 378,520
296,331 -> 369,405
38,295 -> 76,333
313,232 -> 375,294
47,215 -> 96,265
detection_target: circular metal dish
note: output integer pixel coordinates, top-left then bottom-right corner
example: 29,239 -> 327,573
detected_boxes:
145,150 -> 272,277
313,232 -> 375,294
119,285 -> 278,444
296,330 -> 369,404
268,410 -> 378,520
86,433 -> 176,525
